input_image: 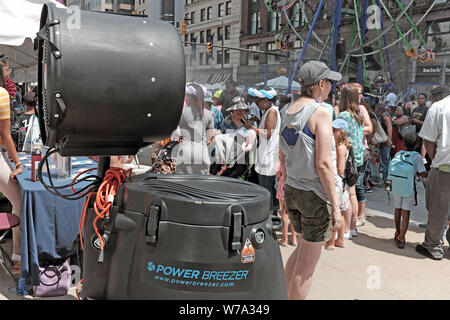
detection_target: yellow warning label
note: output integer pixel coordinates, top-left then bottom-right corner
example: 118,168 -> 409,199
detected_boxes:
241,238 -> 256,264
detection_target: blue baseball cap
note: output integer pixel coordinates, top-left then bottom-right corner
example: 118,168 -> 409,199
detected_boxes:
248,88 -> 265,98
332,119 -> 349,134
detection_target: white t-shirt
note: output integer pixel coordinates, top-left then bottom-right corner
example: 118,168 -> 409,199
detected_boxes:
386,92 -> 397,107
255,105 -> 280,176
419,95 -> 450,168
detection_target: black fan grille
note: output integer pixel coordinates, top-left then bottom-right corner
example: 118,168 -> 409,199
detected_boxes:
42,26 -> 51,128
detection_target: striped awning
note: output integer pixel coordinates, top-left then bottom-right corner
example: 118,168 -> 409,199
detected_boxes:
188,69 -> 232,85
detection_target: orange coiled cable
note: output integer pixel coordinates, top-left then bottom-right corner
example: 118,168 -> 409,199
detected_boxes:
77,167 -> 132,251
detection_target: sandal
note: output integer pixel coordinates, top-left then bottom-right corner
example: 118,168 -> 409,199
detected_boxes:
395,236 -> 405,249
356,218 -> 365,227
11,261 -> 21,277
394,231 -> 399,241
278,240 -> 288,247
334,240 -> 346,248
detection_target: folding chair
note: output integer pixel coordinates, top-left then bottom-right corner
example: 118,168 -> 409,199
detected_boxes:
0,212 -> 20,283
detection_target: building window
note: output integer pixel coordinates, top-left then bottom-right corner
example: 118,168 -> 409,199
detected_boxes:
249,12 -> 260,35
218,27 -> 223,41
217,50 -> 223,65
184,34 -> 189,46
190,11 -> 195,24
248,44 -> 259,65
225,25 -> 231,40
291,2 -> 302,28
269,11 -> 281,31
201,8 -> 205,22
200,31 -> 205,43
249,0 -> 261,35
218,3 -> 225,17
199,52 -> 204,65
207,29 -> 213,42
224,49 -> 230,64
207,6 -> 212,20
267,42 -> 281,64
226,1 -> 232,15
426,19 -> 450,53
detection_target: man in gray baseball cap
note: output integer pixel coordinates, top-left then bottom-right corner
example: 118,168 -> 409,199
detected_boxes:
298,60 -> 342,86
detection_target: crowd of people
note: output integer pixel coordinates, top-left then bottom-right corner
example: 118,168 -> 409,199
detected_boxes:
155,60 -> 450,300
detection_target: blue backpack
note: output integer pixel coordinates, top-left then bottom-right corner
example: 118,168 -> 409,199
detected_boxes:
387,150 -> 418,202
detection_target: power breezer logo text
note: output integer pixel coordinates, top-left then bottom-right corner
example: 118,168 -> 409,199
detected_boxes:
146,261 -> 251,292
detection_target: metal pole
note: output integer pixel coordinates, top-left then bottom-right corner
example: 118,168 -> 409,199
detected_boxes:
331,0 -> 342,93
411,58 -> 416,83
442,60 -> 447,85
377,0 -> 395,83
285,0 -> 326,95
355,0 -> 369,87
264,64 -> 268,86
372,0 -> 385,76
392,0 -> 426,45
182,41 -> 287,57
377,0 -> 412,51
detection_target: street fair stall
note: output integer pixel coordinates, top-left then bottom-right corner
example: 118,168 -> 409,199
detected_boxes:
15,153 -> 97,295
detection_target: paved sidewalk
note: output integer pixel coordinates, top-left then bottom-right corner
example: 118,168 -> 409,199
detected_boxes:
279,209 -> 450,300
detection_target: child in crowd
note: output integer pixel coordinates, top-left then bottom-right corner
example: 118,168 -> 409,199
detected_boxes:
276,153 -> 297,247
325,119 -> 351,250
389,132 -> 427,249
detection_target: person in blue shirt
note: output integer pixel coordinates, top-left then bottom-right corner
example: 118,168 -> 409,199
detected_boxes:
385,87 -> 397,108
204,90 -> 224,131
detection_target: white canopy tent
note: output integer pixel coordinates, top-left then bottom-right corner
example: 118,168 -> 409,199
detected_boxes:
0,0 -> 66,82
256,75 -> 301,92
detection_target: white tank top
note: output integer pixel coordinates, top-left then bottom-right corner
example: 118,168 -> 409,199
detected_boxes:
255,105 -> 281,176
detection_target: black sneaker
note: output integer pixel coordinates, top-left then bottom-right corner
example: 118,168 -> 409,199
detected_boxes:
415,244 -> 443,260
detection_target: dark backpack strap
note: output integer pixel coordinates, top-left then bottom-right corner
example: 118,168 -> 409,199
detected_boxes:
414,177 -> 418,206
